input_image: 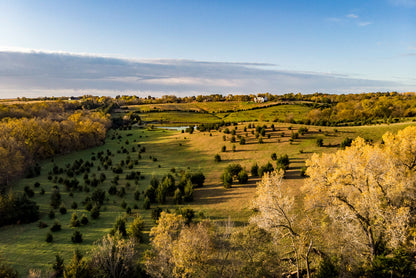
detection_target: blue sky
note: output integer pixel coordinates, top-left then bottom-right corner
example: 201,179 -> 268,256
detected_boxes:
0,0 -> 415,97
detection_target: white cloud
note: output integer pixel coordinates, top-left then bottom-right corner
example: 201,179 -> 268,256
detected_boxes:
358,22 -> 372,26
347,13 -> 359,18
0,50 -> 405,98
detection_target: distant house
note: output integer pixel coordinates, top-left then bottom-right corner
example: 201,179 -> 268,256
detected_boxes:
254,97 -> 267,103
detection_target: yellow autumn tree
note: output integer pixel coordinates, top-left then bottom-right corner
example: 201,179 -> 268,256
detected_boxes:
303,126 -> 416,266
250,170 -> 315,278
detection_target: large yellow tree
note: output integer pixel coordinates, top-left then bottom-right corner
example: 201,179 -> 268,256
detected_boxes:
303,126 -> 416,265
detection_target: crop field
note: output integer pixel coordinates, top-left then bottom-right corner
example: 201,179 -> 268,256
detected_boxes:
1,112 -> 415,274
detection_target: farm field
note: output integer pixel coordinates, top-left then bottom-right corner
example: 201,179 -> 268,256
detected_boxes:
133,103 -> 314,124
1,113 -> 415,275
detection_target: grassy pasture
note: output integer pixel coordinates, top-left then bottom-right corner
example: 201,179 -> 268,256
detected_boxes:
1,114 -> 415,275
136,103 -> 313,124
129,101 -> 281,113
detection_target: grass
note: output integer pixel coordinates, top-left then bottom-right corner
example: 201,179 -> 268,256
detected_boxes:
2,113 -> 416,275
134,103 -> 313,124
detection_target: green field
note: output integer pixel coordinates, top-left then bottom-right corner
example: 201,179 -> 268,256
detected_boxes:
1,115 -> 415,275
134,103 -> 313,124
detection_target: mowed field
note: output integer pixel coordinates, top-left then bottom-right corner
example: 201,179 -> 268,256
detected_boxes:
1,114 -> 415,275
127,102 -> 313,123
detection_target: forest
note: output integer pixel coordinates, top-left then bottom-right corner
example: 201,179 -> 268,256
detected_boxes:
1,92 -> 416,277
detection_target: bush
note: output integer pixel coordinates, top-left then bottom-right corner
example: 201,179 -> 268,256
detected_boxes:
143,196 -> 151,209
70,213 -> 81,227
134,189 -> 140,201
226,163 -> 243,177
38,221 -> 48,228
111,216 -> 127,237
46,232 -> 53,243
91,206 -> 100,219
50,189 -> 61,209
221,145 -> 226,152
340,137 -> 353,149
128,216 -> 145,241
190,172 -> 205,187
0,193 -> 39,227
80,214 -> 89,225
276,154 -> 290,171
59,205 -> 67,215
151,207 -> 163,222
251,163 -> 259,177
50,221 -> 62,232
237,170 -> 249,184
71,201 -> 78,210
24,186 -> 35,198
316,138 -> 323,147
71,230 -> 83,243
258,162 -> 274,177
221,171 -> 233,188
214,154 -> 221,162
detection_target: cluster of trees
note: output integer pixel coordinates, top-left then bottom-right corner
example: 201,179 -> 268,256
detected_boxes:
220,163 -> 249,188
144,171 -> 205,207
0,110 -> 111,187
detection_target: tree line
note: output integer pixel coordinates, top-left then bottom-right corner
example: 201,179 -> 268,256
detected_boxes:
0,110 -> 111,188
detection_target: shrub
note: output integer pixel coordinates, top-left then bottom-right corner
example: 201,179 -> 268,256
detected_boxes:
108,185 -> 117,195
70,213 -> 81,227
71,230 -> 83,243
80,214 -> 89,225
226,163 -> 243,177
221,171 -> 233,188
38,221 -> 48,228
59,205 -> 67,215
134,189 -> 140,201
190,172 -> 205,188
91,206 -> 100,219
46,232 -> 53,243
111,216 -> 127,237
24,186 -> 35,198
316,138 -> 323,147
151,207 -> 163,222
50,221 -> 62,232
143,196 -> 151,210
121,200 -> 127,209
214,154 -> 221,162
258,162 -> 274,177
128,216 -> 145,241
174,188 -> 183,204
271,153 -> 277,160
237,170 -> 249,184
251,163 -> 259,177
276,154 -> 290,171
50,189 -> 62,209
71,201 -> 78,210
340,137 -> 353,149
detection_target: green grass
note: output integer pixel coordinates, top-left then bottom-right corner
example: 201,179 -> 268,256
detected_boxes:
136,104 -> 313,124
2,116 -> 416,275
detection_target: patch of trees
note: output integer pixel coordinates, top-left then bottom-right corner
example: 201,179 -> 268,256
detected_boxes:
221,163 -> 249,188
144,171 -> 205,206
0,192 -> 39,227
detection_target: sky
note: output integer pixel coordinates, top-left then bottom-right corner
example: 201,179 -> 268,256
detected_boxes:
0,0 -> 415,98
